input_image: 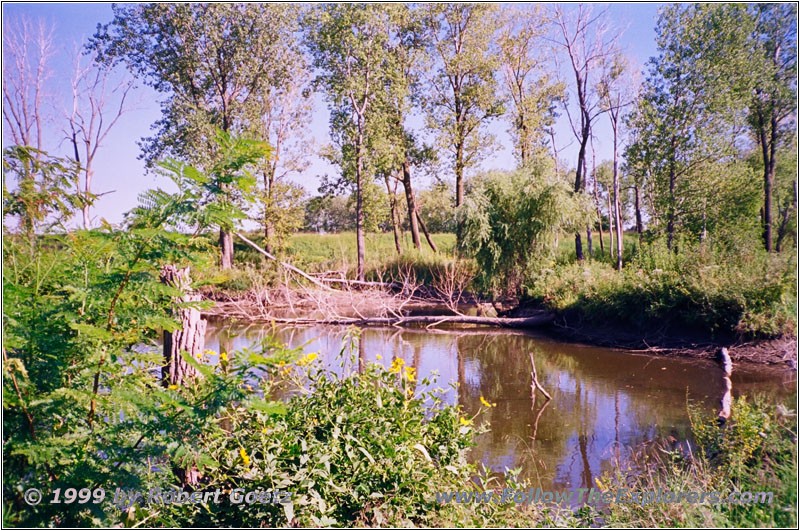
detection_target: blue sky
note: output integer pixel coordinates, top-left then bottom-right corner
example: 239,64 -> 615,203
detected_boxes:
2,2 -> 662,227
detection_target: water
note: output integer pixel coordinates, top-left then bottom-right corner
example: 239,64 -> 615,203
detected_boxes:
203,321 -> 795,491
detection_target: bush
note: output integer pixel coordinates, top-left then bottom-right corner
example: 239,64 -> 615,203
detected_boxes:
527,242 -> 796,339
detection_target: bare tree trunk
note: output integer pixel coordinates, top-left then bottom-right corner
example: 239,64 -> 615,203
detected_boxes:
667,135 -> 677,252
160,265 -> 206,489
607,191 -> 616,263
160,265 -> 206,387
384,174 -> 402,254
591,143 -> 605,254
416,209 -> 438,253
355,119 -> 366,281
401,159 -> 422,250
612,124 -> 622,271
219,229 -> 234,270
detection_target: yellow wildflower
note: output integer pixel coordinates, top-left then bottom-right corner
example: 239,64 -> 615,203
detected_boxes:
195,352 -> 203,359
239,447 -> 250,467
219,351 -> 228,362
246,384 -> 252,391
460,417 -> 472,426
404,366 -> 417,381
168,384 -> 178,390
595,477 -> 606,491
261,427 -> 268,434
480,396 -> 496,408
389,358 -> 406,374
204,349 -> 216,356
376,354 -> 382,360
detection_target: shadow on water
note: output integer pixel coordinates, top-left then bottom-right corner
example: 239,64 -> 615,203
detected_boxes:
204,321 -> 795,491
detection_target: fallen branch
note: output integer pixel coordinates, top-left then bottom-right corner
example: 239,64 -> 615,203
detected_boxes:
240,312 -> 555,329
529,351 -> 553,401
317,278 -> 402,289
234,232 -> 336,292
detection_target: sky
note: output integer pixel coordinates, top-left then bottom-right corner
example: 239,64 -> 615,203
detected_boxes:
2,2 -> 663,227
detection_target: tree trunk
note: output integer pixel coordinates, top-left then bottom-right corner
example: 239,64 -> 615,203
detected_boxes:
401,158 -> 422,250
355,119 -> 366,281
667,136 -> 677,252
607,191 -> 615,263
160,265 -> 207,388
591,144 -> 605,254
634,184 -> 643,245
760,111 -> 778,252
264,167 -> 275,255
416,209 -> 438,253
160,265 -> 206,488
219,229 -> 234,270
775,180 -> 797,252
384,174 -> 402,255
612,125 -> 622,271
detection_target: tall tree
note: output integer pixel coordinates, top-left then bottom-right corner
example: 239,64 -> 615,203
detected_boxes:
91,3 -> 297,268
597,52 -> 635,270
498,5 -> 563,166
305,4 -> 394,281
551,4 -> 619,260
65,50 -> 134,229
422,3 -> 504,239
745,4 -> 797,252
2,16 -> 54,153
625,4 -> 753,250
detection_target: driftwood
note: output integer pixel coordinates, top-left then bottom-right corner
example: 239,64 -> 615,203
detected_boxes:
717,347 -> 733,424
245,312 -> 555,329
234,232 -> 336,292
316,278 -> 402,289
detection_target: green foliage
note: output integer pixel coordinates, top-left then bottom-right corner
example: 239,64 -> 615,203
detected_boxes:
458,161 -> 591,295
529,242 -> 796,339
601,397 -> 797,528
2,146 -> 87,242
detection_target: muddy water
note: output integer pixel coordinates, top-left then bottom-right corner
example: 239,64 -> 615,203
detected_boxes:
204,322 -> 795,491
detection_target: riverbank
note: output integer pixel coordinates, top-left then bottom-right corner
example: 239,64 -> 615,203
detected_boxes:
201,286 -> 797,368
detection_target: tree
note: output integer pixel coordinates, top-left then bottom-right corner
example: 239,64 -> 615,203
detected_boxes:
65,50 -> 134,229
91,3 -> 298,268
497,5 -> 563,166
625,4 -> 752,250
422,3 -> 504,236
459,156 -> 591,295
551,4 -> 620,261
305,4 -> 395,281
597,52 -> 635,270
2,16 -> 54,153
745,4 -> 797,251
155,131 -> 271,268
246,24 -> 314,254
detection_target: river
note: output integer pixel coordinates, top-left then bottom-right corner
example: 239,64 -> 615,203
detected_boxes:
203,321 -> 795,491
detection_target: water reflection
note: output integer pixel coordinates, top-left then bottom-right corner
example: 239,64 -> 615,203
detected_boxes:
204,322 -> 795,490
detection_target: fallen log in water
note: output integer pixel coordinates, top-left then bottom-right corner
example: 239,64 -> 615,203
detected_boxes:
245,312 -> 555,329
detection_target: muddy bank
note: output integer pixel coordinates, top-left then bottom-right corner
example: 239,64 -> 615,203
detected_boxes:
201,287 -> 796,367
502,304 -> 797,367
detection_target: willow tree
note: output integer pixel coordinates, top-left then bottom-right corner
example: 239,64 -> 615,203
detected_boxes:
305,4 -> 396,281
422,3 -> 504,239
91,3 -> 298,269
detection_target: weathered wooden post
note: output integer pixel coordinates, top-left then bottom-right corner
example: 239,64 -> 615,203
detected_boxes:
160,265 -> 207,387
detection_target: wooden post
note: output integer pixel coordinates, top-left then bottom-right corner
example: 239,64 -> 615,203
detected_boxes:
160,265 -> 207,387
